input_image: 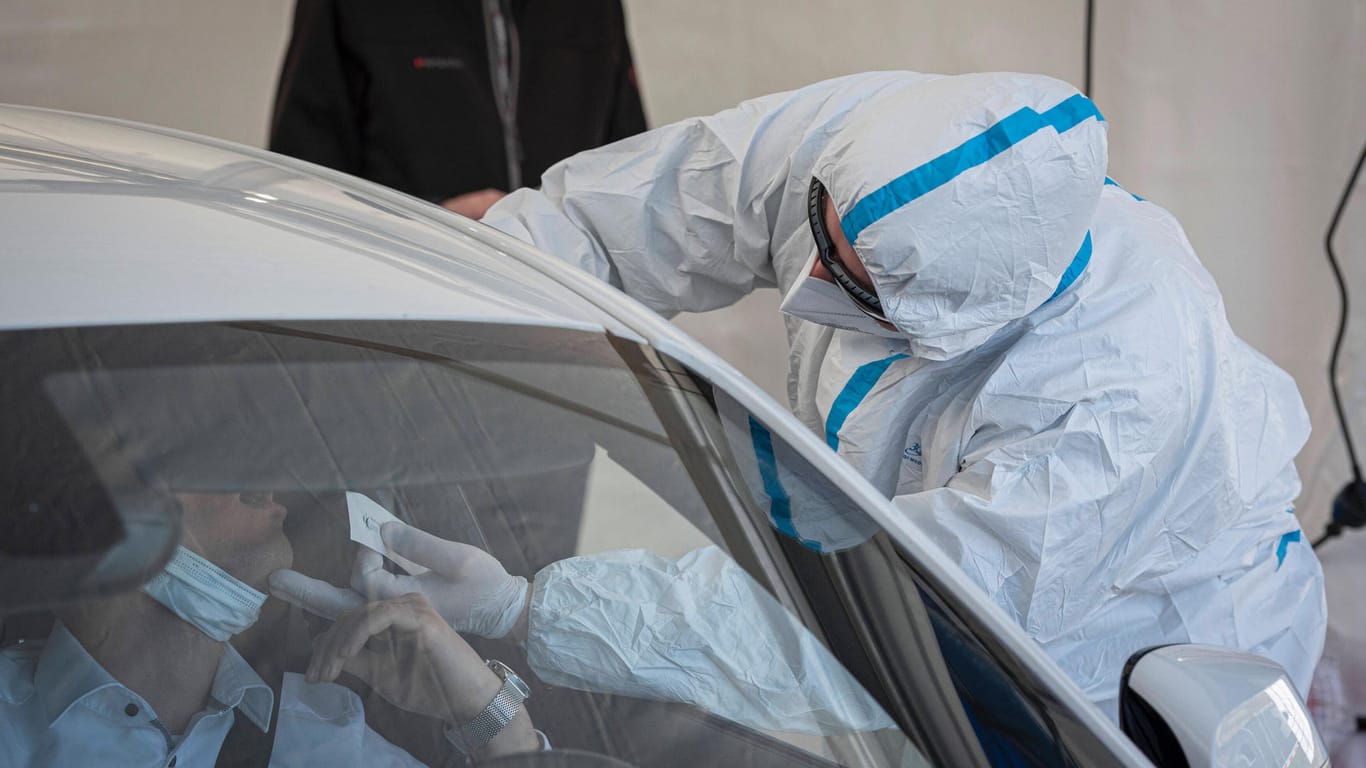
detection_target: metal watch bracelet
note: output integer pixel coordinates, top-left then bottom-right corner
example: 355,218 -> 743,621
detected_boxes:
443,659 -> 531,756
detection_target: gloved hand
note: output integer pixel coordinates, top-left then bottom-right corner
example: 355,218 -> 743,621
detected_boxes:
270,520 -> 530,639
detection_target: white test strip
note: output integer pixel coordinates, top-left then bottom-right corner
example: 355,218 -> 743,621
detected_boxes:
345,492 -> 429,576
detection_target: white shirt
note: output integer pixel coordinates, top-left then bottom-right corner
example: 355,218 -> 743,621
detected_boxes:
0,623 -> 422,767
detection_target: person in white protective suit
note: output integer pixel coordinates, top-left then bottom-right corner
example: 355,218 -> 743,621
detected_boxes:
479,70 -> 1328,715
275,71 -> 1327,723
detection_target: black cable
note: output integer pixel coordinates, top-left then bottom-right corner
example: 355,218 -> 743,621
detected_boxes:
1083,0 -> 1095,96
1318,136 -> 1366,549
1327,137 -> 1366,485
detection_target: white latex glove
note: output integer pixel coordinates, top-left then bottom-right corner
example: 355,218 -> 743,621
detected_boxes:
270,567 -> 365,620
270,521 -> 530,639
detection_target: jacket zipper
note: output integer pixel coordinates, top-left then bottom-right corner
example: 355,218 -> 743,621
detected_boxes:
482,0 -> 522,189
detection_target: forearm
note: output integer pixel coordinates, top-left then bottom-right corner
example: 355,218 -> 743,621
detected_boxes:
523,546 -> 894,735
477,708 -> 539,758
481,100 -> 793,316
429,636 -> 540,756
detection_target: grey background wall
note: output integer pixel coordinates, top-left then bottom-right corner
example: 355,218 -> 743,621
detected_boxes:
2,0 -> 1365,539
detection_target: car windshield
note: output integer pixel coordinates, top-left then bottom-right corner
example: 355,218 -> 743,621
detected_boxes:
0,320 -> 929,768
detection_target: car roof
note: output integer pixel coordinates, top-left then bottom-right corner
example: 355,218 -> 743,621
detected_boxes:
0,104 -> 634,335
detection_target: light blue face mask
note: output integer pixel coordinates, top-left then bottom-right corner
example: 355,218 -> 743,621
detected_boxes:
141,546 -> 267,642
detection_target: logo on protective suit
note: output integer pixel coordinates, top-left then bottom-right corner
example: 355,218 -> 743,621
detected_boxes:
903,442 -> 923,466
899,441 -> 925,493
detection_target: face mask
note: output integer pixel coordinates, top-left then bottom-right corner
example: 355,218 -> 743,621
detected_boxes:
779,252 -> 905,339
142,546 -> 267,641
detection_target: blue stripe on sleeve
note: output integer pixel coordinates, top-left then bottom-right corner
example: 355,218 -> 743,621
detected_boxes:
1276,530 -> 1301,570
749,416 -> 824,552
1276,508 -> 1302,571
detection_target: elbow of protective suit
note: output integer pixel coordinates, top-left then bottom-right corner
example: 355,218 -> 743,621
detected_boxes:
482,187 -> 625,291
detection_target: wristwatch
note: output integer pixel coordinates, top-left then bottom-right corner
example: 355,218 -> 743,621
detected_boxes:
444,659 -> 531,756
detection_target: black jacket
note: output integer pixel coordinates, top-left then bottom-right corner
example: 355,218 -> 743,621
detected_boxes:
269,0 -> 647,202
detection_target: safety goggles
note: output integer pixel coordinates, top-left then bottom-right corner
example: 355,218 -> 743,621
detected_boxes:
807,178 -> 886,322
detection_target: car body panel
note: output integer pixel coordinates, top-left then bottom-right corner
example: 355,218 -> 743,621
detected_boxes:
0,105 -> 636,338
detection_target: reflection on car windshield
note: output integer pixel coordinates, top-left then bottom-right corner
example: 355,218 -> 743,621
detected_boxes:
0,321 -> 919,768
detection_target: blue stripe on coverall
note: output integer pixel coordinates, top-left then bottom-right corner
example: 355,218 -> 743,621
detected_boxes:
1104,176 -> 1146,202
748,415 -> 825,552
840,93 -> 1105,244
1048,232 -> 1092,302
1276,508 -> 1302,570
821,228 -> 1090,453
825,354 -> 911,452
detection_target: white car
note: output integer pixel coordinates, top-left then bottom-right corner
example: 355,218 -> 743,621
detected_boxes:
0,105 -> 1327,768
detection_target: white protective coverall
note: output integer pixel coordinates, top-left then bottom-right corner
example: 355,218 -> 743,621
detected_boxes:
483,71 -> 1327,716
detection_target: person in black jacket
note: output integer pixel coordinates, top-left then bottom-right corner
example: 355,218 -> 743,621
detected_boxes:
269,0 -> 648,218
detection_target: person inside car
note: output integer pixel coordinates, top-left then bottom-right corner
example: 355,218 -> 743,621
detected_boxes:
0,490 -> 541,767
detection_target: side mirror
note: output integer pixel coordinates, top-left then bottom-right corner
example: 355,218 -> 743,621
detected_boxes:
1119,644 -> 1328,768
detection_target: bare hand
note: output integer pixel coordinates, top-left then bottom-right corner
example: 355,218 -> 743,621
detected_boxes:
306,592 -> 539,755
440,188 -> 507,219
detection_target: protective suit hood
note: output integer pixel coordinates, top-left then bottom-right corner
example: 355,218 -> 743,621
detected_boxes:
813,73 -> 1107,360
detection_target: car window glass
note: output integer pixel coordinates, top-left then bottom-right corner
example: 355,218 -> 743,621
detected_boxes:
575,446 -> 713,557
917,584 -> 1078,767
704,385 -> 1120,768
0,321 -> 923,768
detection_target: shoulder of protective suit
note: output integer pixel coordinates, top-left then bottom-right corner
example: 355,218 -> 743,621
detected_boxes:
804,72 -> 1107,361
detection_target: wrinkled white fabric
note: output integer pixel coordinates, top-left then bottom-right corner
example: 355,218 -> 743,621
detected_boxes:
484,70 -> 1326,717
525,546 -> 894,735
